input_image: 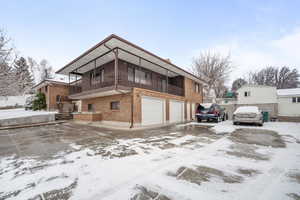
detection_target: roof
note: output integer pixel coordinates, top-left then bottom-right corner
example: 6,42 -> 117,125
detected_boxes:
56,34 -> 207,85
32,74 -> 73,90
277,88 -> 300,96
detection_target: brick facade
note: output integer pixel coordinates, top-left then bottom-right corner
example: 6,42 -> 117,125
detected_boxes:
81,93 -> 132,123
38,82 -> 70,111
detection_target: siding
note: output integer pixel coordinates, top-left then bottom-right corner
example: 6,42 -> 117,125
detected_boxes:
237,86 -> 277,104
278,97 -> 300,117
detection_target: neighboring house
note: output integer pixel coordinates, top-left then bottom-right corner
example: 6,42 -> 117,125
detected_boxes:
55,34 -> 206,127
220,85 -> 277,120
277,88 -> 300,122
236,85 -> 278,118
32,76 -> 71,111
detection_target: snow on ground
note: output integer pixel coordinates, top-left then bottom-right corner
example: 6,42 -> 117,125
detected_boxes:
0,121 -> 299,200
0,108 -> 56,120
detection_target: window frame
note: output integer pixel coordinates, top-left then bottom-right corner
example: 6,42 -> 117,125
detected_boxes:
110,101 -> 120,110
88,104 -> 94,112
128,66 -> 135,82
56,95 -> 61,103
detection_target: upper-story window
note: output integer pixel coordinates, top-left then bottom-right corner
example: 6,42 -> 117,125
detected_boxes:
195,83 -> 201,93
128,66 -> 134,82
292,97 -> 300,103
244,91 -> 251,97
129,65 -> 152,85
90,68 -> 104,85
160,78 -> 166,92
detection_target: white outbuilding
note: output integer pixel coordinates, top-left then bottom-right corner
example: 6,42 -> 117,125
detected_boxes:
277,88 -> 300,121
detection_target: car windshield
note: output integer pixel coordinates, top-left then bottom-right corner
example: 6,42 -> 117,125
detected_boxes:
199,104 -> 212,112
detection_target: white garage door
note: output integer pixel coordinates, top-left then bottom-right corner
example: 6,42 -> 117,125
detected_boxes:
170,100 -> 184,123
191,103 -> 195,120
142,96 -> 165,125
187,102 -> 190,120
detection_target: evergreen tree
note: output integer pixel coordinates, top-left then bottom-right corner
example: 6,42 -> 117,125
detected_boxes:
14,57 -> 34,94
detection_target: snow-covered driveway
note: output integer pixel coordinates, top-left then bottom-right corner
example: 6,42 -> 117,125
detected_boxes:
0,121 -> 299,200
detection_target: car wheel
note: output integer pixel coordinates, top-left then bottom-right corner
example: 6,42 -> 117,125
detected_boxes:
197,118 -> 202,123
233,122 -> 238,125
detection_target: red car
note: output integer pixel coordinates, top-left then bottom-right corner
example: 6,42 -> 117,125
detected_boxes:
196,103 -> 226,122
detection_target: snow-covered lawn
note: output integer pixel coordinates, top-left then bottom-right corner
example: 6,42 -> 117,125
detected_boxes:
0,121 -> 299,200
0,108 -> 55,120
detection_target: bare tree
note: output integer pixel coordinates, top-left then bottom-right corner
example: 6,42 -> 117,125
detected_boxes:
39,59 -> 54,81
192,51 -> 233,98
248,66 -> 299,89
0,29 -> 19,96
231,78 -> 247,92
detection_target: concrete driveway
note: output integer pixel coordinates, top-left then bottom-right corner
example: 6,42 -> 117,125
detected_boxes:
0,121 -> 299,200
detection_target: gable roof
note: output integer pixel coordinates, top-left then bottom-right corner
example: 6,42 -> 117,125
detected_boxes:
56,34 -> 207,85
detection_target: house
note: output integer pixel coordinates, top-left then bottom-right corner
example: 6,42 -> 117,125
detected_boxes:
277,88 -> 300,122
236,85 -> 278,118
55,34 -> 206,127
32,75 -> 71,111
220,85 -> 277,120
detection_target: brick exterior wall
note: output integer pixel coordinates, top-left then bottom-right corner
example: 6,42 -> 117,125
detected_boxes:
38,83 -> 70,111
73,113 -> 102,121
81,93 -> 132,123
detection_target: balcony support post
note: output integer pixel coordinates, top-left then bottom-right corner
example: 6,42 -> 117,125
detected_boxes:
166,70 -> 169,93
139,57 -> 142,87
113,48 -> 119,89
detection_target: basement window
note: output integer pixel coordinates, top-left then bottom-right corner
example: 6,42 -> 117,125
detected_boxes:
110,101 -> 120,110
88,104 -> 94,112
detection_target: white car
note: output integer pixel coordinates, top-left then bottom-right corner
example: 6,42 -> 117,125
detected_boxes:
233,106 -> 263,126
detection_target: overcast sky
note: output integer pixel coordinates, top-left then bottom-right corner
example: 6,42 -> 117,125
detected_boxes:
1,0 -> 300,85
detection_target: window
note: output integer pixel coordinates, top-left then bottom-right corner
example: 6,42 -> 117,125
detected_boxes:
88,104 -> 94,112
90,71 -> 95,85
140,71 -> 146,84
45,85 -> 48,92
100,69 -> 104,83
128,66 -> 134,82
244,91 -> 251,97
145,72 -> 152,85
161,79 -> 167,92
195,83 -> 201,93
56,95 -> 61,103
292,97 -> 300,103
110,101 -> 120,110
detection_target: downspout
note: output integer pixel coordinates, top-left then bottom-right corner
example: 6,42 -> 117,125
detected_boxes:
130,88 -> 134,128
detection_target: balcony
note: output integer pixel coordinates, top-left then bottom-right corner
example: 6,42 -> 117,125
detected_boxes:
69,80 -> 184,97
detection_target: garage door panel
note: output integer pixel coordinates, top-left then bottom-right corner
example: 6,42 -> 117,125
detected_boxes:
170,100 -> 184,123
142,96 -> 165,125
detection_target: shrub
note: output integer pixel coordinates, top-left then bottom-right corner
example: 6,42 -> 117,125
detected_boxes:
32,92 -> 46,110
